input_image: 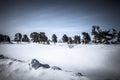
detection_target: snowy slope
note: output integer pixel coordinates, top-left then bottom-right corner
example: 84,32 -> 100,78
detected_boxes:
0,59 -> 89,80
0,43 -> 120,80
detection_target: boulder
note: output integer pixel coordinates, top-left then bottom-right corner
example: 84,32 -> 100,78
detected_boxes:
31,59 -> 42,69
41,64 -> 50,68
0,54 -> 5,59
30,59 -> 63,70
30,59 -> 50,69
51,66 -> 62,70
75,72 -> 83,76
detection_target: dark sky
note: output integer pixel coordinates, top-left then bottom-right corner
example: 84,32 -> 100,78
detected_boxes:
0,0 -> 120,38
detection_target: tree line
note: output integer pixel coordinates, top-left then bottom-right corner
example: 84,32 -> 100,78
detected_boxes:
0,26 -> 120,44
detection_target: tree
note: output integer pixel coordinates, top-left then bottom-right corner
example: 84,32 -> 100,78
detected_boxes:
82,32 -> 91,44
30,32 -> 39,43
39,32 -> 48,44
0,34 -> 4,42
73,35 -> 81,44
52,34 -> 57,44
91,26 -> 100,43
39,32 -> 45,43
0,34 -> 11,42
3,35 -> 11,42
112,28 -> 117,35
14,33 -> 22,44
62,34 -> 68,42
117,31 -> 120,42
22,34 -> 30,42
67,37 -> 72,44
30,32 -> 48,44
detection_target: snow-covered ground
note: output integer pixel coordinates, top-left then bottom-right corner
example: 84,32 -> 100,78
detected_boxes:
0,43 -> 120,80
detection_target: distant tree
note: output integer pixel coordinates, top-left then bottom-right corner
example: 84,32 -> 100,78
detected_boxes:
3,35 -> 11,42
22,34 -> 30,42
117,31 -> 120,42
43,34 -> 48,44
30,32 -> 48,44
30,32 -> 39,43
82,32 -> 91,44
0,34 -> 4,42
14,33 -> 22,44
62,34 -> 68,42
52,34 -> 57,44
96,26 -> 102,33
39,32 -> 48,44
112,28 -> 117,35
67,37 -> 72,44
0,34 -> 11,42
91,26 -> 101,43
91,26 -> 106,44
73,35 -> 81,44
91,26 -> 119,44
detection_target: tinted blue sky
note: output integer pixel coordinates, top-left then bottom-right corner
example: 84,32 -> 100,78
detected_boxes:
0,0 -> 120,39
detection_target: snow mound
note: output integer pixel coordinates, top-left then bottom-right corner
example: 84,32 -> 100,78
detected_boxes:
0,59 -> 90,80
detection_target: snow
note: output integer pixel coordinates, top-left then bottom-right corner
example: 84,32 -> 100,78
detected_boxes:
0,59 -> 89,80
0,43 -> 120,80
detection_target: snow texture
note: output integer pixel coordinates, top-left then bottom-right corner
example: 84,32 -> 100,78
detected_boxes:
0,43 -> 120,80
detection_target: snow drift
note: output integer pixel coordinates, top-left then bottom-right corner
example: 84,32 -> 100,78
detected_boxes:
0,43 -> 120,80
0,58 -> 89,80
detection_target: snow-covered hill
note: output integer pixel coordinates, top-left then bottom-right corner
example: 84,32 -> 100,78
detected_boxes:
0,43 -> 120,80
0,58 -> 89,80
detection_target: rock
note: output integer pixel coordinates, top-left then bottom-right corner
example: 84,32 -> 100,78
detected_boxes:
41,64 -> 50,68
75,72 -> 83,76
0,54 -> 4,59
30,59 -> 63,70
30,59 -> 50,69
51,66 -> 62,70
31,59 -> 42,69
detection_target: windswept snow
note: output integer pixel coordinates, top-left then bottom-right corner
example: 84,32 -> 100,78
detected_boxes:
0,59 -> 89,80
0,43 -> 120,80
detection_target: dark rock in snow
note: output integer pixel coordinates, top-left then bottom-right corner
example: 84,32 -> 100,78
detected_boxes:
51,66 -> 62,70
41,64 -> 50,68
30,59 -> 63,70
8,62 -> 13,65
31,59 -> 42,69
30,59 -> 50,69
0,54 -> 4,59
75,72 -> 84,76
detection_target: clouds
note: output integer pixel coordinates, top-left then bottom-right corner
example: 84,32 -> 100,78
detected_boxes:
0,0 -> 120,38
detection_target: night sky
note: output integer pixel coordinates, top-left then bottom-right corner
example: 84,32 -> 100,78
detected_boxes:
0,0 -> 120,39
